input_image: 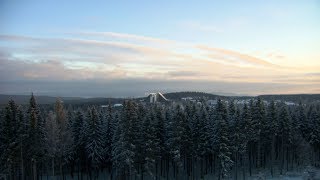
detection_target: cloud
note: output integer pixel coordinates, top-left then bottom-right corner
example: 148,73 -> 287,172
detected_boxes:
0,32 -> 318,96
167,71 -> 204,78
304,72 -> 320,77
0,56 -> 129,81
197,45 -> 280,68
74,31 -> 175,45
267,52 -> 285,59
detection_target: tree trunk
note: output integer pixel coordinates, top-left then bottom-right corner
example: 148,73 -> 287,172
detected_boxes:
271,135 -> 275,177
20,142 -> 24,180
234,152 -> 238,180
249,146 -> 252,176
52,158 -> 55,180
257,140 -> 261,168
33,159 -> 37,180
286,147 -> 289,171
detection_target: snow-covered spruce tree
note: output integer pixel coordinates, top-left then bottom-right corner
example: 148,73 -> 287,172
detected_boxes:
153,105 -> 166,177
135,103 -> 147,177
45,111 -> 58,178
166,105 -> 186,178
212,99 -> 233,180
191,104 -> 201,159
240,103 -> 253,177
111,111 -> 121,177
289,109 -> 307,169
54,98 -> 72,178
192,104 -> 211,178
259,99 -> 270,169
229,105 -> 244,180
65,104 -> 75,157
0,100 -> 17,177
71,109 -> 86,177
235,107 -> 248,178
84,106 -> 104,177
297,101 -> 308,140
163,107 -> 174,178
277,103 -> 292,174
112,101 -> 136,179
266,100 -> 278,177
185,103 -> 197,123
141,109 -> 158,178
179,106 -> 193,177
228,100 -> 236,126
307,105 -> 320,166
250,97 -> 266,169
26,93 -> 47,179
0,100 -> 25,179
102,103 -> 114,172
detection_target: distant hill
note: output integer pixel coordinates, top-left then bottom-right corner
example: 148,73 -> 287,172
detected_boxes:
63,97 -> 125,105
1,92 -> 319,105
0,94 -> 127,105
258,94 -> 320,103
162,91 -> 225,100
0,94 -> 82,105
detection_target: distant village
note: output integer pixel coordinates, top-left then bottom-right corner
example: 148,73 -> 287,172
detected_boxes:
100,92 -> 298,109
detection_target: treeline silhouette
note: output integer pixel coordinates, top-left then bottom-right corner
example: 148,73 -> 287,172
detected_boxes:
0,94 -> 319,179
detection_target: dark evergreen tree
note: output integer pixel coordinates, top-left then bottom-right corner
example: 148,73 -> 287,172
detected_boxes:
54,98 -> 72,178
241,103 -> 253,177
250,97 -> 266,168
166,105 -> 187,178
70,110 -> 86,177
141,109 -> 158,178
153,106 -> 166,177
212,99 -> 233,179
1,94 -> 319,179
84,106 -> 104,177
0,100 -> 25,179
278,103 -> 292,174
103,104 -> 114,172
112,101 -> 137,179
27,94 -> 46,180
45,111 -> 58,178
307,105 -> 320,165
267,100 -> 278,177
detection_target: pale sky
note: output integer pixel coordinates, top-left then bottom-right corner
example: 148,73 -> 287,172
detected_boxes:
0,0 -> 319,97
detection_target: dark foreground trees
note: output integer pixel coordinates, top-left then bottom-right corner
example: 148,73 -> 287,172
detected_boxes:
0,95 -> 319,179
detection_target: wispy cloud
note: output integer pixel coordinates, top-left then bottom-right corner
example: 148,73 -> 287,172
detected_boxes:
74,31 -> 175,45
0,32 -> 318,95
197,45 -> 280,68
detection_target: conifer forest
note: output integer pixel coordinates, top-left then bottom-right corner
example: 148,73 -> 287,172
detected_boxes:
1,94 -> 320,180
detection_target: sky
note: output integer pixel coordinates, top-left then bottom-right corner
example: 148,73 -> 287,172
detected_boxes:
0,0 -> 319,97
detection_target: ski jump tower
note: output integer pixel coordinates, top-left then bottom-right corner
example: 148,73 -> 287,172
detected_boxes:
149,92 -> 169,103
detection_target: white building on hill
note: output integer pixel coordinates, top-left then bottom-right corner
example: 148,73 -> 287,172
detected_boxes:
149,92 -> 169,103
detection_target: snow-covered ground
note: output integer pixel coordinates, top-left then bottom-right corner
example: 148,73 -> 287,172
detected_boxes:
246,167 -> 320,180
200,166 -> 320,180
41,167 -> 320,180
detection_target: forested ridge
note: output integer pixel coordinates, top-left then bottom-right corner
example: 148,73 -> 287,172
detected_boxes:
0,94 -> 320,179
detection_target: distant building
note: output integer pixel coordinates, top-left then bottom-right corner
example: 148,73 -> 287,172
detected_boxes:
149,92 -> 169,103
235,99 -> 252,105
182,97 -> 193,101
113,103 -> 123,107
149,93 -> 158,103
284,101 -> 296,106
101,104 -> 123,108
207,99 -> 217,106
